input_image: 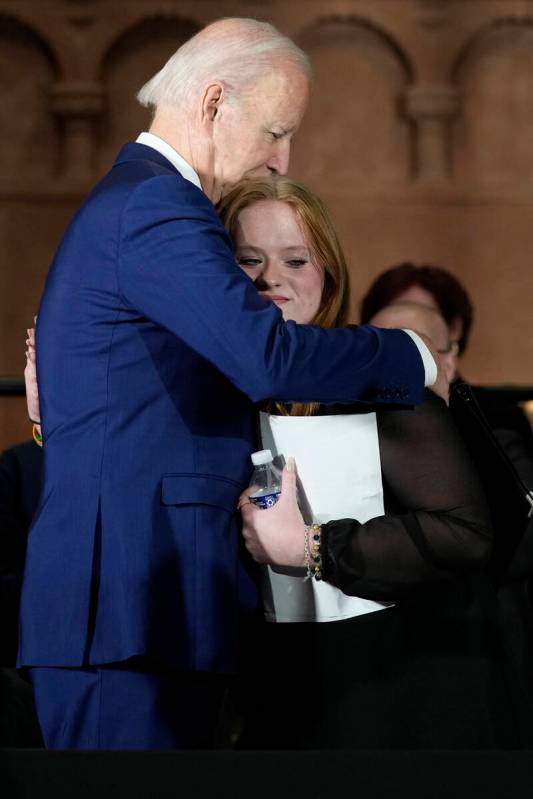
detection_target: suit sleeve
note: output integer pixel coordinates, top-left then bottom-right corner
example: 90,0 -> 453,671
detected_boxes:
321,392 -> 493,598
117,175 -> 425,406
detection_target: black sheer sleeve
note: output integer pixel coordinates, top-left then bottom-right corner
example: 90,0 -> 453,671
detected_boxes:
493,425 -> 533,582
321,391 -> 493,599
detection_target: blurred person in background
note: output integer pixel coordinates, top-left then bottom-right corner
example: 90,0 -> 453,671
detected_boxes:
360,262 -> 533,456
360,262 -> 533,708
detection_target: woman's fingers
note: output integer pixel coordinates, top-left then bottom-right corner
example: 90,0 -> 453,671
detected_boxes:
239,498 -> 261,528
237,483 -> 259,512
238,494 -> 268,561
24,323 -> 40,424
25,327 -> 36,363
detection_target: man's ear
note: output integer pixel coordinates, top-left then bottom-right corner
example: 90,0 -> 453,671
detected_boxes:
201,83 -> 224,124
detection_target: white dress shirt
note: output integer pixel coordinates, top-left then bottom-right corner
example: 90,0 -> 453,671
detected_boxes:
136,132 -> 202,190
403,330 -> 437,387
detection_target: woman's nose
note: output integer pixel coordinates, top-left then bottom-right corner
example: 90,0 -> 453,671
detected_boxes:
255,262 -> 281,288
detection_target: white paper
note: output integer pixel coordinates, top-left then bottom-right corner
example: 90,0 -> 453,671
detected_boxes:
259,411 -> 394,623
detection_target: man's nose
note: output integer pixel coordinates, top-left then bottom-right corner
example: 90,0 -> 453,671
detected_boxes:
267,140 -> 291,176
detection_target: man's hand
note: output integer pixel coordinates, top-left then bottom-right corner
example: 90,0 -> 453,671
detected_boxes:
25,325 -> 40,426
238,459 -> 306,566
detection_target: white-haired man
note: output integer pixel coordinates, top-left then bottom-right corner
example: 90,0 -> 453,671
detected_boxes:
19,18 -> 442,749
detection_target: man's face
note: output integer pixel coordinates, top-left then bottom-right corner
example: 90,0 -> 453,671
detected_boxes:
213,65 -> 309,197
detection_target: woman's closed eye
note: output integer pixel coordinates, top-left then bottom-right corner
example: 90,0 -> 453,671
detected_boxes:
286,258 -> 307,269
237,257 -> 263,267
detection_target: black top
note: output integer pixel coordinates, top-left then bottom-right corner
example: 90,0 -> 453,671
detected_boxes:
321,392 -> 492,598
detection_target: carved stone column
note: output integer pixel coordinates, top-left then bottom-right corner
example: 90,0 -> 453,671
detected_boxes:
404,84 -> 459,182
50,81 -> 105,181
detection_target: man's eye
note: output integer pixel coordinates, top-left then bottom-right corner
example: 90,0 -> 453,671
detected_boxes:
270,131 -> 283,141
286,259 -> 307,268
237,257 -> 262,267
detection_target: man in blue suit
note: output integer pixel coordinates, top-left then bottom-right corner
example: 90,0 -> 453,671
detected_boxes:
19,18 -> 443,748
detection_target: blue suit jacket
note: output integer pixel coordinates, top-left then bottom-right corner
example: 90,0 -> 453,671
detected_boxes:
18,143 -> 425,673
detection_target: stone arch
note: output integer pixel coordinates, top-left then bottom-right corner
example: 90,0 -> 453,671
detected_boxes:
452,18 -> 533,185
298,15 -> 412,81
289,15 -> 413,190
0,14 -> 60,178
97,14 -> 200,172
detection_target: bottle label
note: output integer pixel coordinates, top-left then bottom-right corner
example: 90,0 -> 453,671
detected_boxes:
249,490 -> 281,509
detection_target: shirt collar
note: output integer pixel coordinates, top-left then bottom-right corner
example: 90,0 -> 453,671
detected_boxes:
136,132 -> 202,191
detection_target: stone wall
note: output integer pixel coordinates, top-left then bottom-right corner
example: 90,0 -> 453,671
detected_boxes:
1,0 -> 533,449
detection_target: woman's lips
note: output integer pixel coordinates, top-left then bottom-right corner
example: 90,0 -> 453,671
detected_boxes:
261,294 -> 289,304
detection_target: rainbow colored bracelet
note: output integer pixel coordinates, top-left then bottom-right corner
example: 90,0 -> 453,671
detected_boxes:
32,424 -> 43,447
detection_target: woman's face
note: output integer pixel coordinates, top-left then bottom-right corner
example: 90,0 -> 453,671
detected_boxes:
393,284 -> 461,378
233,200 -> 324,324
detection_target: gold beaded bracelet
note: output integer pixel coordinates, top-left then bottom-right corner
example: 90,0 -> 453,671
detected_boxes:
304,523 -> 322,581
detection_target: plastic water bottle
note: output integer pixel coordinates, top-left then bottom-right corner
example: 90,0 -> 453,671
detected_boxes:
249,449 -> 282,509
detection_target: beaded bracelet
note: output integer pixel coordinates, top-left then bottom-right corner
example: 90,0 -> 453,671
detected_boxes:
32,424 -> 43,448
304,523 -> 322,581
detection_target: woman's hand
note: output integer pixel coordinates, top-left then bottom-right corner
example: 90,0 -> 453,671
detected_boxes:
25,325 -> 40,427
238,459 -> 307,567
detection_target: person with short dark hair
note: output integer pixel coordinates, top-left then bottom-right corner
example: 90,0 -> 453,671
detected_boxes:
359,261 -> 533,716
360,262 -> 473,355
